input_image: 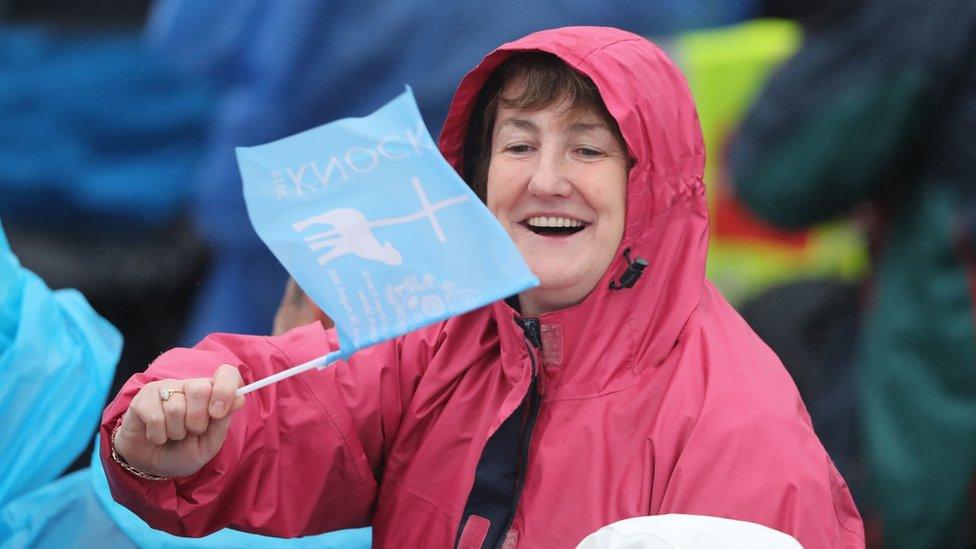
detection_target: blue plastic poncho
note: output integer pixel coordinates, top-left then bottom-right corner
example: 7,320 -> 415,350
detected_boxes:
0,441 -> 370,548
0,220 -> 121,506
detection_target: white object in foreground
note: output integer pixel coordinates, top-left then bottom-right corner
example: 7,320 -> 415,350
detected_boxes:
575,514 -> 803,549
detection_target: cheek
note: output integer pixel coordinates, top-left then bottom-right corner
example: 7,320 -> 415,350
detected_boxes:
485,161 -> 516,216
585,169 -> 628,219
594,167 -> 629,241
485,179 -> 500,219
608,166 -> 629,220
612,179 -> 628,224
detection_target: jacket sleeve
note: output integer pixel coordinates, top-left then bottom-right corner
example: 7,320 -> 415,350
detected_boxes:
98,322 -> 429,538
728,2 -> 961,229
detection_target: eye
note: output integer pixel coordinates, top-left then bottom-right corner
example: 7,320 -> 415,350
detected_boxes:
504,143 -> 535,155
575,147 -> 605,159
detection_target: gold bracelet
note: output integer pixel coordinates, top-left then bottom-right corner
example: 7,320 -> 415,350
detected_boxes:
110,420 -> 174,481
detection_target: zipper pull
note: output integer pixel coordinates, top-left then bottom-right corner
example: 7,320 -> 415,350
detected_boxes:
514,316 -> 546,394
517,317 -> 543,349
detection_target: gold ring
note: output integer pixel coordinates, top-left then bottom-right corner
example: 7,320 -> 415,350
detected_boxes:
160,387 -> 185,402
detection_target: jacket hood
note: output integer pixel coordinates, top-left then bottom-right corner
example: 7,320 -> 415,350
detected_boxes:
439,27 -> 709,398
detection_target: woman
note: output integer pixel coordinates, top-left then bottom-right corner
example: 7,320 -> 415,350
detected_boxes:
101,27 -> 864,548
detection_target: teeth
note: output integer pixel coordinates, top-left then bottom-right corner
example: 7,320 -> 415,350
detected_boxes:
526,216 -> 585,228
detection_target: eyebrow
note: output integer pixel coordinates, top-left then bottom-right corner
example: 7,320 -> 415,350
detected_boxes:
497,118 -> 610,134
566,121 -> 610,134
498,118 -> 538,132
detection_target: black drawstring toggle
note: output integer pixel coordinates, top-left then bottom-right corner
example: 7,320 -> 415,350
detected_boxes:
609,248 -> 648,290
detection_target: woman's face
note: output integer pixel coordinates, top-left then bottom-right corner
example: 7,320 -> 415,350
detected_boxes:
486,93 -> 629,317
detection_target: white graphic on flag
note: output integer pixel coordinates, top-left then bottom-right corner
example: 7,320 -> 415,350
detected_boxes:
293,177 -> 470,267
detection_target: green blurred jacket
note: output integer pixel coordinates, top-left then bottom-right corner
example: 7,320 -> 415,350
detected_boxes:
730,2 -> 976,547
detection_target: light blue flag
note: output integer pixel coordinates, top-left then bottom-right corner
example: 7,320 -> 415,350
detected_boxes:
236,88 -> 537,391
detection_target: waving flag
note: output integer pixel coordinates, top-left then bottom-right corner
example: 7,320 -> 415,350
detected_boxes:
235,88 -> 537,393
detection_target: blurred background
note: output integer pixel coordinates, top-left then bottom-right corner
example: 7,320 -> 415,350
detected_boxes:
1,1 -> 974,548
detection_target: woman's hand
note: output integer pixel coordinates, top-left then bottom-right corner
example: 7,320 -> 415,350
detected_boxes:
112,364 -> 246,478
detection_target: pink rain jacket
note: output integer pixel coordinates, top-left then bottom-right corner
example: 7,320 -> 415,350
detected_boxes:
100,27 -> 864,548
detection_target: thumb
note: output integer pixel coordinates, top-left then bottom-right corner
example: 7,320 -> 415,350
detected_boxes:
199,398 -> 243,457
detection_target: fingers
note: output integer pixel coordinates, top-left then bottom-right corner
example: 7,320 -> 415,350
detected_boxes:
162,390 -> 188,441
210,364 -> 244,420
128,384 -> 168,446
120,365 -> 244,455
184,378 -> 213,435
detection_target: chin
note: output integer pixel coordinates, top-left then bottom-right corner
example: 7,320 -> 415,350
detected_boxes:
532,271 -> 592,298
520,280 -> 591,316
530,264 -> 578,289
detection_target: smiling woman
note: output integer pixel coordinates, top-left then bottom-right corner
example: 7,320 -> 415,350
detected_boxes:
99,27 -> 864,549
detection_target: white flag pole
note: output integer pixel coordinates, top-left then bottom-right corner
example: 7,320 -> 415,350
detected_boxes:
236,350 -> 343,396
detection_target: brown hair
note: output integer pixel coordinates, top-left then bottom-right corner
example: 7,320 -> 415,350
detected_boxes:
462,52 -> 627,200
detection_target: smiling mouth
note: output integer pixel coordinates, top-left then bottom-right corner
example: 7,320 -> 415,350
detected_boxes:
522,216 -> 589,236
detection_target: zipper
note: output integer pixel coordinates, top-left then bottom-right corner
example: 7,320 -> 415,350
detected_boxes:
494,317 -> 544,548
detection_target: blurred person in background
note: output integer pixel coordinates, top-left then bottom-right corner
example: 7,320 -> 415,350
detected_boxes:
0,0 -> 214,473
0,218 -> 120,512
0,213 -> 129,546
640,9 -> 871,502
272,278 -> 334,338
729,1 -> 976,547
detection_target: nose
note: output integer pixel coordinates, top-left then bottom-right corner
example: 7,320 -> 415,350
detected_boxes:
526,147 -> 573,198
